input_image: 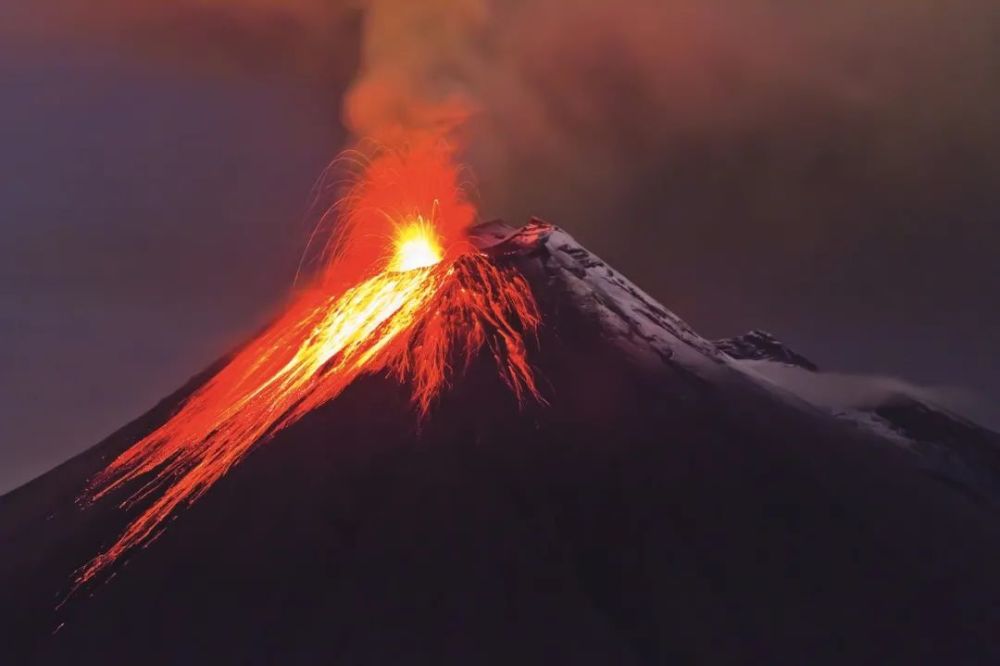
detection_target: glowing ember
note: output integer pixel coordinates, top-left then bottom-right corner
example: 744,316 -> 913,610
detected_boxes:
76,135 -> 541,587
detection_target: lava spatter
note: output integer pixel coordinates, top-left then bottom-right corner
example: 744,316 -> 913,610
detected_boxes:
76,135 -> 541,586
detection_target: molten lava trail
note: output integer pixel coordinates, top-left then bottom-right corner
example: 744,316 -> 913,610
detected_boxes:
77,137 -> 541,586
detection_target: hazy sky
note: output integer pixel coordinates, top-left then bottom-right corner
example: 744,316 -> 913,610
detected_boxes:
2,1 -> 998,492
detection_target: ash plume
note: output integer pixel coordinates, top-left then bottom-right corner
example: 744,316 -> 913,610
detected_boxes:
7,0 -> 998,225
343,0 -> 490,142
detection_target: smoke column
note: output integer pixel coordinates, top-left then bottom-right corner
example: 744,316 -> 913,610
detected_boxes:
6,0 -> 997,222
344,0 -> 489,143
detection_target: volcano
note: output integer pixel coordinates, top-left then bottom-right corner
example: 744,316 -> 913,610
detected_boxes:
2,220 -> 999,665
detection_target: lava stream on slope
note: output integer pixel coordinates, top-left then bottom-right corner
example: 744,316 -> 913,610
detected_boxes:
76,136 -> 542,586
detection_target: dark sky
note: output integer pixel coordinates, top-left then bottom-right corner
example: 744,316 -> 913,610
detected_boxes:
2,1 -> 998,492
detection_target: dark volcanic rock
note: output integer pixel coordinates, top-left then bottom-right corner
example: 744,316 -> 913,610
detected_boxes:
716,329 -> 819,371
2,221 -> 999,665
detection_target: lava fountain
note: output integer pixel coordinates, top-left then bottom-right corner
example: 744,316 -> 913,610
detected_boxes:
76,135 -> 542,587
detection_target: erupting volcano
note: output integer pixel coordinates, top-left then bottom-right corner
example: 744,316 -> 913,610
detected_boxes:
76,135 -> 542,586
3,142 -> 1000,666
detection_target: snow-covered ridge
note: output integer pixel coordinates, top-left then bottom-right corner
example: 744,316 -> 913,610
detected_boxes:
479,219 -> 1000,503
722,336 -> 1000,503
480,219 -> 725,374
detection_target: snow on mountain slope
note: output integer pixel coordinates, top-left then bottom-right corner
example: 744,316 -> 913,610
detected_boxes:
479,220 -> 738,381
715,329 -> 1000,503
490,220 -> 1000,504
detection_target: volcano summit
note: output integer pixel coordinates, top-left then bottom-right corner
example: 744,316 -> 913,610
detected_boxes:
2,220 -> 1000,665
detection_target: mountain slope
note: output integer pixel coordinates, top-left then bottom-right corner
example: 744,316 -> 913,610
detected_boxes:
720,329 -> 1000,503
2,221 -> 999,665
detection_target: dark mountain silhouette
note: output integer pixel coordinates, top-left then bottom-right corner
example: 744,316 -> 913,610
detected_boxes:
2,221 -> 999,665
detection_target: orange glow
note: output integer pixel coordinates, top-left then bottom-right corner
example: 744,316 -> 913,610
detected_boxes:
76,135 -> 541,587
389,217 -> 444,271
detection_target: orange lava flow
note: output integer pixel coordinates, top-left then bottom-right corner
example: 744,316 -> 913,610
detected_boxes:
76,136 -> 541,587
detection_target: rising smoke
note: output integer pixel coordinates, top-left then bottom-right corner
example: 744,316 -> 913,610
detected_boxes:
6,0 -> 998,226
343,0 -> 489,141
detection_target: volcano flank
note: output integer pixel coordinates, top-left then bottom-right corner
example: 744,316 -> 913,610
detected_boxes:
2,221 -> 999,665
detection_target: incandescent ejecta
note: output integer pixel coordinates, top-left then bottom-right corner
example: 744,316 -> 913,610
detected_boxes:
75,134 -> 543,587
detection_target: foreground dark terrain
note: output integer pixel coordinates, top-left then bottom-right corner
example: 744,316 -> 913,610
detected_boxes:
2,222 -> 999,665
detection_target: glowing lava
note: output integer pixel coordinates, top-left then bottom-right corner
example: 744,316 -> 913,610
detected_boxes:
76,136 -> 541,587
390,218 -> 443,271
